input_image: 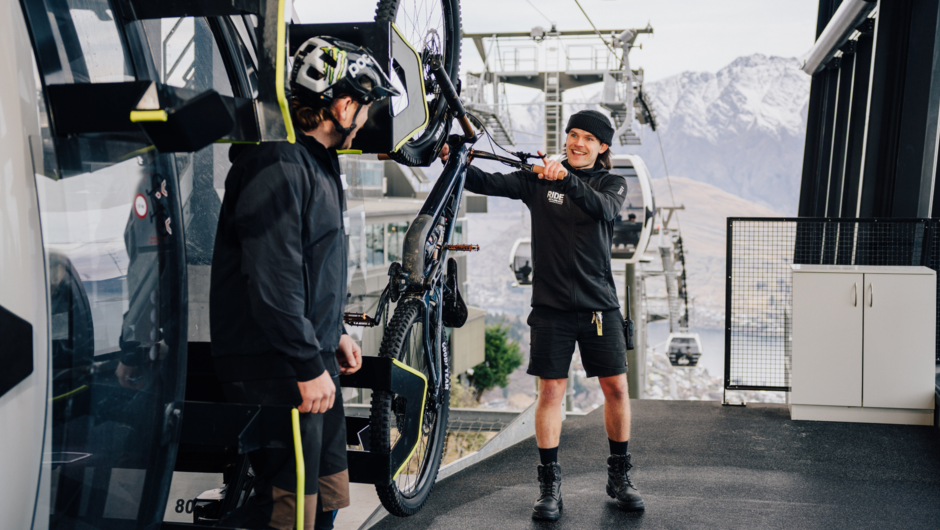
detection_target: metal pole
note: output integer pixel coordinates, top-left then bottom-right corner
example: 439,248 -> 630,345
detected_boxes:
625,263 -> 642,399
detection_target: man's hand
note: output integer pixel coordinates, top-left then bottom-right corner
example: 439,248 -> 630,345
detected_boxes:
438,143 -> 450,163
297,371 -> 336,413
337,334 -> 362,375
537,151 -> 567,181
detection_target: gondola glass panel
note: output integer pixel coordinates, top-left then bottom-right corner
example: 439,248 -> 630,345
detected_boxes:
22,3 -> 208,527
608,167 -> 644,259
37,152 -> 185,528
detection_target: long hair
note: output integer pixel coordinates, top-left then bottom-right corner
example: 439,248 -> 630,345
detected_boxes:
291,99 -> 333,132
291,91 -> 361,133
596,148 -> 612,169
562,142 -> 613,169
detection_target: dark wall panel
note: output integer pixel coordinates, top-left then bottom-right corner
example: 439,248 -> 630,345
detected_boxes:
894,0 -> 940,217
858,0 -> 914,217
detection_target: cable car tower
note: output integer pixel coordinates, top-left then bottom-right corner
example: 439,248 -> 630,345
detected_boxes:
463,24 -> 655,155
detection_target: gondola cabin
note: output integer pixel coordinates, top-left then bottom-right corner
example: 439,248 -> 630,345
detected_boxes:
510,238 -> 534,286
667,332 -> 704,367
609,155 -> 655,263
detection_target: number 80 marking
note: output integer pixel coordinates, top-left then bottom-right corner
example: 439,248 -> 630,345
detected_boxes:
175,499 -> 195,514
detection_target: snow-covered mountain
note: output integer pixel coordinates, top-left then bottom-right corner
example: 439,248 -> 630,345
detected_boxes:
633,54 -> 809,214
499,54 -> 810,214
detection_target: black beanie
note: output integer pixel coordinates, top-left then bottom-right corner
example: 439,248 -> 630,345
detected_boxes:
565,110 -> 614,146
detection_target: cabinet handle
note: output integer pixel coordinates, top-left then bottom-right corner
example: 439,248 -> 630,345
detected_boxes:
869,282 -> 873,307
854,282 -> 857,307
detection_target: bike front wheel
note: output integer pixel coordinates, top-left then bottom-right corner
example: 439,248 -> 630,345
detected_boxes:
374,0 -> 462,166
370,298 -> 450,516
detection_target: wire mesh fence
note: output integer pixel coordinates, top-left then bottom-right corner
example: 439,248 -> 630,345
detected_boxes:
725,218 -> 935,391
442,412 -> 513,465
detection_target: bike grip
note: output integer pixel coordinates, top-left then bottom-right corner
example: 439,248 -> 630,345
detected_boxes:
532,165 -> 567,179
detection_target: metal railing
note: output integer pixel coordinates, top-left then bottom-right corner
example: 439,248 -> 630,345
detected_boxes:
725,218 -> 937,391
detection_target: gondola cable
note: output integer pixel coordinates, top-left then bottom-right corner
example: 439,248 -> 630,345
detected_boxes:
572,0 -> 626,69
524,0 -> 554,27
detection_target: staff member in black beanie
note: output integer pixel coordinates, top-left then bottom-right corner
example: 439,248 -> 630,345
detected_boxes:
459,109 -> 644,519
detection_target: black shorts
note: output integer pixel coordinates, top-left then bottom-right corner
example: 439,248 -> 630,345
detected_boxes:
220,374 -> 350,529
527,307 -> 628,379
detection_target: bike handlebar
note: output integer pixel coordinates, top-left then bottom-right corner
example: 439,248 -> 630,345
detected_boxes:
470,150 -> 567,179
530,163 -> 568,179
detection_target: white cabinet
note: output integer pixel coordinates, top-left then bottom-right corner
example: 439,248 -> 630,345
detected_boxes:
789,265 -> 936,425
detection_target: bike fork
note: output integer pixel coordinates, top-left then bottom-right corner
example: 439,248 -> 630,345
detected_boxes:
422,292 -> 444,405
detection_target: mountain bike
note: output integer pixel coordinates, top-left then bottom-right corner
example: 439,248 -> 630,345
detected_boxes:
344,52 -> 566,516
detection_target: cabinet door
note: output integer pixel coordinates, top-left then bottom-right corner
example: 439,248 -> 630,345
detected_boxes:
862,273 -> 936,409
791,272 -> 863,406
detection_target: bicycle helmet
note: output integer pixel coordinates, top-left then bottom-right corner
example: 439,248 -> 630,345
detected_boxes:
291,36 -> 400,107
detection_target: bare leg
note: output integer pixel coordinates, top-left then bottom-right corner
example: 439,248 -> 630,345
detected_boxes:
599,374 -> 631,442
534,378 -> 568,448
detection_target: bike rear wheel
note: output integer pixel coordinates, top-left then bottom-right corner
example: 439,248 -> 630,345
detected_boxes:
374,0 -> 462,166
370,298 -> 450,516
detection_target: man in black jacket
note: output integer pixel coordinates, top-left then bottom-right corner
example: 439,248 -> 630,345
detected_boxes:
210,37 -> 398,530
463,110 -> 644,519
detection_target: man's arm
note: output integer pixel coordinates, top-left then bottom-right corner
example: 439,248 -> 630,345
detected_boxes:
561,171 -> 627,222
465,165 -> 538,202
234,162 -> 326,381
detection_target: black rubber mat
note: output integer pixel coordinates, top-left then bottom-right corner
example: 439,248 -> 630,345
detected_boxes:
373,400 -> 940,529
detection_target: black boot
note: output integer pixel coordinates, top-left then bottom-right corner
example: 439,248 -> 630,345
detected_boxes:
607,453 -> 644,511
532,462 -> 563,520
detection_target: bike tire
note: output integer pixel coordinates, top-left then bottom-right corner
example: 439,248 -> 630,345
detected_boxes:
374,0 -> 462,166
370,298 -> 451,516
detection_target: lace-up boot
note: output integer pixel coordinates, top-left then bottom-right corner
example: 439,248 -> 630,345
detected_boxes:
532,462 -> 563,520
607,453 -> 645,511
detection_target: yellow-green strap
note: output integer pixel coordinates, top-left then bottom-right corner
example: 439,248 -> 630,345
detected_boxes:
129,110 -> 168,122
51,384 -> 88,402
274,0 -> 295,144
291,408 -> 305,530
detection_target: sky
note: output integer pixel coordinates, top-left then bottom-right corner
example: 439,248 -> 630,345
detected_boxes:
295,0 -> 821,83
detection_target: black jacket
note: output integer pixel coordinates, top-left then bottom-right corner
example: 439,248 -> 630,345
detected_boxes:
210,132 -> 346,382
465,160 -> 627,312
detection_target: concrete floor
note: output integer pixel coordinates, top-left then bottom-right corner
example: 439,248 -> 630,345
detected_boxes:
370,400 -> 940,530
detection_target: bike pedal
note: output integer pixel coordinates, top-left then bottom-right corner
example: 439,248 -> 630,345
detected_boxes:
343,312 -> 377,327
445,244 -> 479,251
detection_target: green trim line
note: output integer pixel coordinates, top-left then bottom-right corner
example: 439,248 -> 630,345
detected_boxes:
130,110 -> 168,122
291,408 -> 305,530
275,0 -> 295,144
391,22 -> 430,153
336,149 -> 363,154
116,145 -> 156,163
51,385 -> 88,403
391,359 -> 428,479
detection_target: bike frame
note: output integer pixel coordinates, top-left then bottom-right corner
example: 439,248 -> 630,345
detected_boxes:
397,142 -> 472,402
362,60 -> 537,411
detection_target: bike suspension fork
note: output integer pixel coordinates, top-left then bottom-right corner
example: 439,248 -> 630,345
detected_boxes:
422,291 -> 443,404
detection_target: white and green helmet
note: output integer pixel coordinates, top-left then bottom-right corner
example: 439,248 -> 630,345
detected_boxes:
290,36 -> 400,106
